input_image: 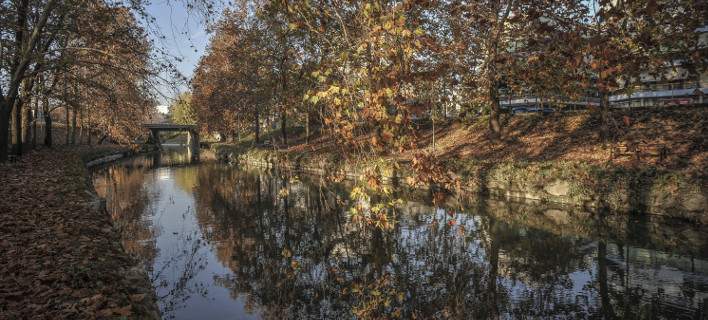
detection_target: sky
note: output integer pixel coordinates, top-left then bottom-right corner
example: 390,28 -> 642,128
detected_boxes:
144,0 -> 218,112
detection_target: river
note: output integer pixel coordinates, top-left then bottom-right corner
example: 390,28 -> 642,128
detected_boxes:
92,148 -> 708,319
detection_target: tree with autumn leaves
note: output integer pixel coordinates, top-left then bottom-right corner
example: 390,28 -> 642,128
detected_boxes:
187,0 -> 705,229
193,0 -> 704,149
583,0 -> 706,139
1,0 -> 704,162
0,0 -> 166,161
192,4 -> 314,146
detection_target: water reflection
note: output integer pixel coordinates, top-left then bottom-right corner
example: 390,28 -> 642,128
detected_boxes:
93,150 -> 708,319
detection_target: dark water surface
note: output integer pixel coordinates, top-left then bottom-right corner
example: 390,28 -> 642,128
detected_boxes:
92,149 -> 708,319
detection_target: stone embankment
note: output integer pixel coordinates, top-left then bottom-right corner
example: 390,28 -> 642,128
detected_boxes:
213,145 -> 707,224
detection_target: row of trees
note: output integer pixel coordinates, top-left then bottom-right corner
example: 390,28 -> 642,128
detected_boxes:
192,0 -> 705,151
192,6 -> 307,145
0,0 -> 172,162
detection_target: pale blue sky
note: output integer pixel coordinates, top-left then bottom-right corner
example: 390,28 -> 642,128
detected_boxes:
144,0 -> 220,109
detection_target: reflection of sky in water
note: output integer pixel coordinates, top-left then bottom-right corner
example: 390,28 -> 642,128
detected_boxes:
94,152 -> 708,319
157,168 -> 172,181
133,166 -> 261,319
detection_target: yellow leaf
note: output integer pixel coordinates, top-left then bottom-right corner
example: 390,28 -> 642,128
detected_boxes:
384,88 -> 394,97
394,114 -> 402,124
282,248 -> 292,257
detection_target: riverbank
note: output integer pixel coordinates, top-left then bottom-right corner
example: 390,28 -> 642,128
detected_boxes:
0,146 -> 159,319
213,107 -> 707,223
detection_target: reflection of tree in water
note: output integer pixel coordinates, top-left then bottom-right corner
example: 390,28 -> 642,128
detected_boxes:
154,227 -> 209,319
189,166 -> 708,319
93,158 -> 159,270
94,153 -> 210,319
189,169 -> 571,318
97,153 -> 708,319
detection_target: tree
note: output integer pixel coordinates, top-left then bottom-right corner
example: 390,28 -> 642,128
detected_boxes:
0,0 -> 61,160
169,93 -> 197,125
443,0 -> 593,136
192,7 -> 278,144
284,0 -> 433,154
0,0 -> 214,160
582,0 -> 706,140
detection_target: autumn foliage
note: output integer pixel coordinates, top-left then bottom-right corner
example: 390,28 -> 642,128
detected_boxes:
192,0 -> 705,152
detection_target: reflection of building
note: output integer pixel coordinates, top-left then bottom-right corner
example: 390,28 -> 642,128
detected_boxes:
605,243 -> 708,318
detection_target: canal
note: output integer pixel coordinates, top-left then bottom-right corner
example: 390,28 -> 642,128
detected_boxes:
92,149 -> 708,319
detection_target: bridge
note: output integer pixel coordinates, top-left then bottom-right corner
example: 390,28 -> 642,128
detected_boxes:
143,123 -> 200,157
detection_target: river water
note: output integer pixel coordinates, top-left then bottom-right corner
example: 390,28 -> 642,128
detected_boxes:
92,149 -> 708,319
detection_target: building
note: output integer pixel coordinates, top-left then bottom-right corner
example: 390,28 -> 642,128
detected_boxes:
609,63 -> 708,108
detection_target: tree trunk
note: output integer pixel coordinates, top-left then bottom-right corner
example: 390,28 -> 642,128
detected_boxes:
44,111 -> 52,147
12,98 -> 22,155
254,110 -> 260,144
305,112 -> 310,144
15,99 -> 22,155
32,97 -> 37,147
488,84 -> 502,137
71,105 -> 77,144
600,92 -> 610,141
65,107 -> 70,145
10,106 -> 15,151
78,108 -> 83,144
87,119 -> 91,145
0,102 -> 10,162
22,97 -> 31,146
43,93 -> 52,147
279,33 -> 289,147
280,109 -> 287,146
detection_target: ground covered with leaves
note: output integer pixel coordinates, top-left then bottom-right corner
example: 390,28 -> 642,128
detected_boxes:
0,146 -> 159,319
277,106 -> 707,177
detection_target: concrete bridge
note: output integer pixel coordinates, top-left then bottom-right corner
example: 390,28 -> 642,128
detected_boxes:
143,123 -> 200,157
